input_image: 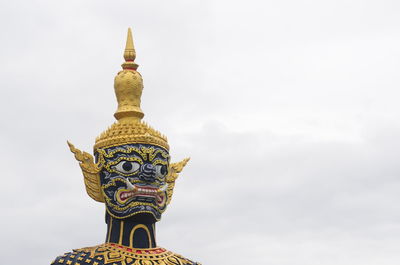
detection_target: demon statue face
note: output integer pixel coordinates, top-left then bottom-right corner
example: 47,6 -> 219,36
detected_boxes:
96,144 -> 169,220
68,140 -> 189,222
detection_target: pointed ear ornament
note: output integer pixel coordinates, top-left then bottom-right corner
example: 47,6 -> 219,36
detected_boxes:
67,141 -> 104,203
166,158 -> 190,205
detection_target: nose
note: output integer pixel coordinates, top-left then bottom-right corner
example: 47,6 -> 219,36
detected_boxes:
139,163 -> 156,182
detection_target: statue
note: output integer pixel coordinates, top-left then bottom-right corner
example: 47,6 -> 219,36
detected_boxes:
51,28 -> 200,265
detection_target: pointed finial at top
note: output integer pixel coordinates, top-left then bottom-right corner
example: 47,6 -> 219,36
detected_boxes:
114,28 -> 143,121
124,28 -> 136,61
122,28 -> 139,70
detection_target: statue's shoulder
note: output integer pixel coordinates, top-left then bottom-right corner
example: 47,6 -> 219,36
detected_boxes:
51,243 -> 200,265
51,244 -> 107,265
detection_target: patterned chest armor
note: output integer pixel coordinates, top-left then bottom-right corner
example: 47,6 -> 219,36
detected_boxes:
52,243 -> 199,265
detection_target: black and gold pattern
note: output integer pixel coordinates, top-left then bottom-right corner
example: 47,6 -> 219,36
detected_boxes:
51,243 -> 200,265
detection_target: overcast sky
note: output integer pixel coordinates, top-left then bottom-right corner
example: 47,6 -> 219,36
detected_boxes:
1,1 -> 400,264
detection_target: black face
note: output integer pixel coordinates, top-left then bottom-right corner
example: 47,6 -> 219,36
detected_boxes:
96,144 -> 170,221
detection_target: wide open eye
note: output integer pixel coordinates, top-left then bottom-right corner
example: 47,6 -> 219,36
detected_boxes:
113,161 -> 140,174
155,165 -> 168,178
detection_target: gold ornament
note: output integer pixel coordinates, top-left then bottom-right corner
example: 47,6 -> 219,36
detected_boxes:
94,121 -> 169,151
115,27 -> 142,121
67,141 -> 103,202
166,158 -> 190,205
52,243 -> 200,265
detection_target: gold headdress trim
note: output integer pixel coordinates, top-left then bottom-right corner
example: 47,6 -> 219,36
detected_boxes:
67,141 -> 104,202
94,120 -> 169,150
166,158 -> 190,205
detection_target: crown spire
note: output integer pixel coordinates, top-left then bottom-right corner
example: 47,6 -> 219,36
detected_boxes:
113,28 -> 144,121
122,28 -> 138,70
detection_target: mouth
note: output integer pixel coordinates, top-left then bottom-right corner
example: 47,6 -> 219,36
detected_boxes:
116,183 -> 167,206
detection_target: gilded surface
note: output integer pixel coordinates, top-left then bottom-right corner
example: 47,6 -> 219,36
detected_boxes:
166,158 -> 190,205
68,141 -> 104,202
94,121 -> 169,151
51,243 -> 200,265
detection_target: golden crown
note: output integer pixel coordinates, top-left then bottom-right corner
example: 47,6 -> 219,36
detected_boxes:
94,28 -> 169,151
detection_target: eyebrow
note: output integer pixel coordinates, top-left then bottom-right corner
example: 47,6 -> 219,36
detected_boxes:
105,152 -> 142,162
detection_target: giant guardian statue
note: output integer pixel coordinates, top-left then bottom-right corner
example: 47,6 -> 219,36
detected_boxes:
51,28 -> 200,265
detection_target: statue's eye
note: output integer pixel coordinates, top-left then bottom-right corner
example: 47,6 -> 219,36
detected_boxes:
155,165 -> 167,178
114,161 -> 140,174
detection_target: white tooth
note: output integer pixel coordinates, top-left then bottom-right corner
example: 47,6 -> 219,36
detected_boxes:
159,184 -> 168,192
126,179 -> 135,190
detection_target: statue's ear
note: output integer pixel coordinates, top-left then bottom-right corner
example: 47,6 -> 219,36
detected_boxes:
67,141 -> 104,203
165,157 -> 190,205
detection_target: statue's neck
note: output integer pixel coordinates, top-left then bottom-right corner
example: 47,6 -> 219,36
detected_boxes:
105,214 -> 157,248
